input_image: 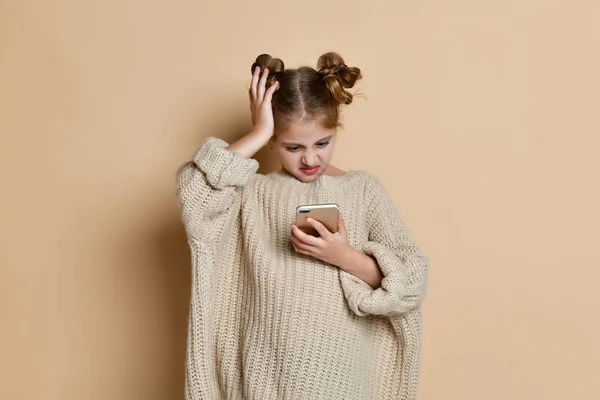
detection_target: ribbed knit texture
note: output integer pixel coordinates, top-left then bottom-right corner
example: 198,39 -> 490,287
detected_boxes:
176,137 -> 429,400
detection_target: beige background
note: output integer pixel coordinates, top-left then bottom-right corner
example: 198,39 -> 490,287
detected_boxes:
1,0 -> 599,399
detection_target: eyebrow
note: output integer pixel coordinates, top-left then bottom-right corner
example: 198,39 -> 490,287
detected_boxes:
281,135 -> 333,146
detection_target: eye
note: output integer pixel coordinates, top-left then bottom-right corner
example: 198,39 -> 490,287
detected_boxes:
316,141 -> 330,148
287,146 -> 301,152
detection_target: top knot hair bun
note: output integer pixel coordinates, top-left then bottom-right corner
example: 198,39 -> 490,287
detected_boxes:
317,52 -> 362,105
251,54 -> 285,88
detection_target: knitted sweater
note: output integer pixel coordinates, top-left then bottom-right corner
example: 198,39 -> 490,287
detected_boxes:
176,137 -> 429,400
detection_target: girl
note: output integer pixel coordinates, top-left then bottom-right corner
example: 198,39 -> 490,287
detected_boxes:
177,52 -> 428,400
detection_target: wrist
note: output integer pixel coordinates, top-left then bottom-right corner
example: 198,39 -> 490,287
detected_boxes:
337,245 -> 361,273
250,128 -> 273,142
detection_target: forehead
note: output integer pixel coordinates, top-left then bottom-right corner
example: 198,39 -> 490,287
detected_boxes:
277,120 -> 335,144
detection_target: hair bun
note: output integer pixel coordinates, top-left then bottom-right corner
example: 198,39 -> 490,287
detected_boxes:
317,52 -> 362,105
251,54 -> 284,87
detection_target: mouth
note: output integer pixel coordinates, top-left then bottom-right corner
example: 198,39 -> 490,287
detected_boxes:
299,166 -> 320,175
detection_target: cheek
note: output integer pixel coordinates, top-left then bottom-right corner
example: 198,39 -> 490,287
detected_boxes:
320,147 -> 334,161
277,150 -> 298,165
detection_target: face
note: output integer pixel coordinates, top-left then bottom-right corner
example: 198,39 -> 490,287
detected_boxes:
272,119 -> 337,183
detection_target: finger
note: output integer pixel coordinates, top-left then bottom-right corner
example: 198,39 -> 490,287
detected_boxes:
306,218 -> 331,238
291,225 -> 320,247
291,235 -> 310,252
250,66 -> 260,100
337,213 -> 347,236
263,80 -> 279,104
293,244 -> 311,257
248,89 -> 256,125
290,231 -> 314,253
257,67 -> 269,103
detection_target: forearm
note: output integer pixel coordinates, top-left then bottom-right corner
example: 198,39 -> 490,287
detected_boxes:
177,137 -> 259,240
225,130 -> 271,159
338,247 -> 384,289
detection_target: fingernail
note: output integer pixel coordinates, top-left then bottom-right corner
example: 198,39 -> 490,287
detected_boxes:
306,218 -> 313,222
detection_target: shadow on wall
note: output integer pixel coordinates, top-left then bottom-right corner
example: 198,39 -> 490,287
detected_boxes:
156,116 -> 280,397
154,214 -> 190,399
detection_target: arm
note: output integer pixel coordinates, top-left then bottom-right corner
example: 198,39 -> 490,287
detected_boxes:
225,66 -> 278,158
176,136 -> 260,241
177,66 -> 279,240
340,176 -> 429,317
290,213 -> 384,288
337,248 -> 383,289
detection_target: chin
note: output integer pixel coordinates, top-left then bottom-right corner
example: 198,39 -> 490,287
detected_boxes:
296,171 -> 321,182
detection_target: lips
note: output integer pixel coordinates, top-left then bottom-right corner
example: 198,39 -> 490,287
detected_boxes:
300,166 -> 320,175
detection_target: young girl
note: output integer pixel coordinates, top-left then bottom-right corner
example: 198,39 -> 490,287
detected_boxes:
177,52 -> 429,400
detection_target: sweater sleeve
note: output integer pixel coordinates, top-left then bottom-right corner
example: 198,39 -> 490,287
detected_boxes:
340,175 -> 429,317
176,137 -> 259,241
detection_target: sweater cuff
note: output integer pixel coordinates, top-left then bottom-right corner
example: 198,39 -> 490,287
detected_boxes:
193,137 -> 259,190
340,241 -> 408,317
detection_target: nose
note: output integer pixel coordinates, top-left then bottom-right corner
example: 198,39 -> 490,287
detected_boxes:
301,150 -> 317,166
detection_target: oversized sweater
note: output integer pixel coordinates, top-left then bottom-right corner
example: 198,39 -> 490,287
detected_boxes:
176,137 -> 429,400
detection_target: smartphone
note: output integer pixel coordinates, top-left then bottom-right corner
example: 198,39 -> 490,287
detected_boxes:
295,203 -> 340,236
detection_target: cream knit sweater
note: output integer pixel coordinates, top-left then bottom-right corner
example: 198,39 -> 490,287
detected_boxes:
176,137 -> 429,400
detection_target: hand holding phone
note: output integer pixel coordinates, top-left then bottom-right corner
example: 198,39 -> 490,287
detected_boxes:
291,203 -> 353,268
295,203 -> 339,236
